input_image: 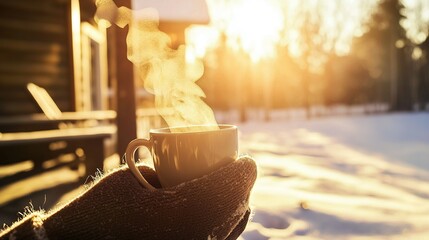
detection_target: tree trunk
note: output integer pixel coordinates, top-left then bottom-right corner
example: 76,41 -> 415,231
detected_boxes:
390,46 -> 413,111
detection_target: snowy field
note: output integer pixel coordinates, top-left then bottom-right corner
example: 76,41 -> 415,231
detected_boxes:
231,112 -> 429,240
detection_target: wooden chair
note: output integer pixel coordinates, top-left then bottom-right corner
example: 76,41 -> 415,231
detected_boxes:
0,84 -> 117,184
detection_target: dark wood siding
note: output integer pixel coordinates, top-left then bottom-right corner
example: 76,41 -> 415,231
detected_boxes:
0,0 -> 73,116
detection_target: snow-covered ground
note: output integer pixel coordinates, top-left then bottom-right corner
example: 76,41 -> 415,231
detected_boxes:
234,113 -> 429,240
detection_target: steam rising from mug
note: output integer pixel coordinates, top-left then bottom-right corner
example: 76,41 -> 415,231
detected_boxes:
95,0 -> 218,133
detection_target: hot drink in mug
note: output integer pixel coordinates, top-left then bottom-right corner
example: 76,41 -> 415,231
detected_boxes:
125,124 -> 238,190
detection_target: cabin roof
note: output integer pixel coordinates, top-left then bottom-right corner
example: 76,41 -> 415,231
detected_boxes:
132,0 -> 209,23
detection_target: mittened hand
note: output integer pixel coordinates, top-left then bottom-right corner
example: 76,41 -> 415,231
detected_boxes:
32,156 -> 257,240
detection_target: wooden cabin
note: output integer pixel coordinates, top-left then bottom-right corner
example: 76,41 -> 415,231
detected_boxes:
0,0 -> 109,116
0,0 -> 120,180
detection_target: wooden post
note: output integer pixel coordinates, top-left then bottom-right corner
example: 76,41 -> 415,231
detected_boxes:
109,0 -> 137,157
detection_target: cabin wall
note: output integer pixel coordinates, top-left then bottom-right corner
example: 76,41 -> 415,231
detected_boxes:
0,0 -> 74,116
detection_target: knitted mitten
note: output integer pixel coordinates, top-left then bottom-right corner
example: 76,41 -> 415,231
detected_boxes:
0,156 -> 257,240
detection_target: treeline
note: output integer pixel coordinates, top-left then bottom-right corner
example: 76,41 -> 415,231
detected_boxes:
198,0 -> 429,119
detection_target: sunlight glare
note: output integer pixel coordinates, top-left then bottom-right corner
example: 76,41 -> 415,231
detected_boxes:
189,0 -> 380,70
185,25 -> 220,63
401,0 -> 429,44
205,0 -> 285,63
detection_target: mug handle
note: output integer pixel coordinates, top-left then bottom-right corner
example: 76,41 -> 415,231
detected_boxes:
125,138 -> 157,190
